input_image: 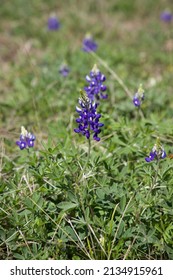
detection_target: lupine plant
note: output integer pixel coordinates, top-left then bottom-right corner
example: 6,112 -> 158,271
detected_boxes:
82,33 -> 98,52
1,0 -> 173,261
145,137 -> 166,163
160,10 -> 172,22
47,15 -> 60,30
16,126 -> 36,150
84,64 -> 107,101
145,137 -> 166,190
59,63 -> 70,77
74,90 -> 104,142
133,84 -> 144,107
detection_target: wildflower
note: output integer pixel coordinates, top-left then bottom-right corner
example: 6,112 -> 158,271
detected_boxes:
133,84 -> 144,107
59,63 -> 70,77
16,126 -> 36,150
47,15 -> 60,31
145,138 -> 166,162
84,64 -> 107,101
160,11 -> 172,23
74,91 -> 104,141
99,234 -> 105,247
82,33 -> 98,52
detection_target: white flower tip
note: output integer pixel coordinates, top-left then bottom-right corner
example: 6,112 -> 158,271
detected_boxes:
76,106 -> 82,112
92,64 -> 99,74
21,126 -> 28,137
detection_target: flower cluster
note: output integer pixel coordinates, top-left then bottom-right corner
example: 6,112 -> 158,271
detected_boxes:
59,63 -> 70,77
48,15 -> 60,31
16,126 -> 36,150
82,33 -> 98,52
145,138 -> 166,162
74,91 -> 104,141
84,64 -> 107,101
160,11 -> 172,23
133,84 -> 144,107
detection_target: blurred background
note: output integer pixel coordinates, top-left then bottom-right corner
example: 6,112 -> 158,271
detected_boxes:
0,0 -> 173,147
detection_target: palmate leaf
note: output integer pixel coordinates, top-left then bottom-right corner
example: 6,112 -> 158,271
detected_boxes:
13,253 -> 25,260
57,202 -> 79,212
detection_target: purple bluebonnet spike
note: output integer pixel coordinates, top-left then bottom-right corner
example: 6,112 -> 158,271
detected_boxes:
16,126 -> 36,150
59,63 -> 70,77
48,15 -> 60,31
84,64 -> 107,101
74,91 -> 104,141
160,11 -> 172,22
82,33 -> 98,52
133,84 -> 144,107
145,138 -> 166,162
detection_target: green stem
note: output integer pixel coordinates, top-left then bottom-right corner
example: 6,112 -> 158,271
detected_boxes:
76,138 -> 91,184
82,137 -> 91,175
87,137 -> 91,163
138,106 -> 144,119
165,24 -> 173,70
27,148 -> 30,154
151,158 -> 160,189
89,51 -> 133,99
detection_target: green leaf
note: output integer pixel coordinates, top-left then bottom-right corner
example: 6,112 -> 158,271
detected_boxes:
57,202 -> 78,212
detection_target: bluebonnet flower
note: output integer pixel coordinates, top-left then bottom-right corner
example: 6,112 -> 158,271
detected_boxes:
133,84 -> 144,107
82,33 -> 98,52
59,63 -> 70,77
145,138 -> 166,162
48,15 -> 60,31
74,91 -> 104,141
16,126 -> 36,150
160,11 -> 172,22
84,64 -> 107,101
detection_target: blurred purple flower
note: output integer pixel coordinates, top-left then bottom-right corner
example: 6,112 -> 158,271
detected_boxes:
160,11 -> 172,22
84,64 -> 107,101
133,84 -> 144,107
82,34 -> 98,52
145,152 -> 156,162
145,138 -> 166,162
59,63 -> 70,77
16,126 -> 36,150
48,16 -> 60,31
133,97 -> 141,107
